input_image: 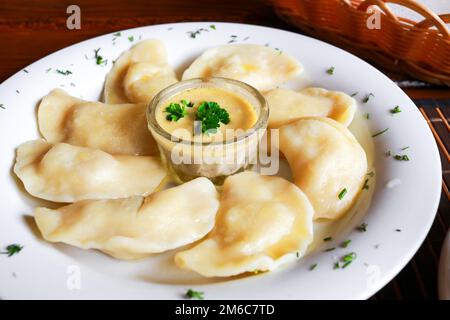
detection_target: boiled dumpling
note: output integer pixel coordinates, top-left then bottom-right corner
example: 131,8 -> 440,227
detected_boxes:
14,140 -> 166,202
38,89 -> 158,156
35,177 -> 219,259
182,44 -> 302,91
175,171 -> 314,277
279,117 -> 367,220
265,87 -> 357,128
104,39 -> 178,104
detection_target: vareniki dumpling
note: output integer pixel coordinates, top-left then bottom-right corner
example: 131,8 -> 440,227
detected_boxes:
35,177 -> 220,260
14,140 -> 166,202
182,44 -> 302,91
104,39 -> 178,104
265,87 -> 357,128
279,117 -> 367,220
38,89 -> 158,156
175,171 -> 314,277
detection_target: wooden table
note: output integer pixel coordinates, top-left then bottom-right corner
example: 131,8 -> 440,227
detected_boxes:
1,0 -> 449,300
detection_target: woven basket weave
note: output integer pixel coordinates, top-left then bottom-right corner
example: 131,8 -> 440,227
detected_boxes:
271,0 -> 450,86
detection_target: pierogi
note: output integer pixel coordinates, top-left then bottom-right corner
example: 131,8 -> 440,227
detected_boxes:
14,140 -> 166,202
34,177 -> 219,259
278,117 -> 367,220
265,87 -> 356,128
182,44 -> 302,91
38,89 -> 158,156
175,171 -> 314,277
104,39 -> 178,104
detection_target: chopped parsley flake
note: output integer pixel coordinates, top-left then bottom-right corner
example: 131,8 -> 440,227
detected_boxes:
395,229 -> 402,232
393,154 -> 410,161
338,188 -> 347,200
187,28 -> 209,39
323,237 -> 333,242
362,93 -> 374,103
0,104 -> 4,109
94,48 -> 107,66
195,101 -> 230,134
341,239 -> 352,248
209,24 -> 216,30
56,69 -> 72,76
390,105 -> 402,114
357,222 -> 368,232
362,179 -> 370,190
23,69 -> 29,73
401,146 -> 410,151
309,263 -> 318,271
1,244 -> 23,257
333,262 -> 340,269
326,66 -> 335,75
325,247 -> 336,252
113,32 -> 121,37
128,36 -> 134,42
350,92 -> 358,97
45,68 -> 52,73
185,289 -> 204,300
364,113 -> 370,120
372,128 -> 389,138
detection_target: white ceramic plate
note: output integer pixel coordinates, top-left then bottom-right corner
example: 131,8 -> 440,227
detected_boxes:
0,22 -> 441,300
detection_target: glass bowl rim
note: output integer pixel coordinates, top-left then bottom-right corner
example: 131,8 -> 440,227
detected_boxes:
146,77 -> 269,146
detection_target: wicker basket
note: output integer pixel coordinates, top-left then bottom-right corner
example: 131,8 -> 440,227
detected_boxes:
271,0 -> 450,86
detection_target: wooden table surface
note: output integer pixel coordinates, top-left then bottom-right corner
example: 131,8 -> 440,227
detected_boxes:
1,0 -> 449,300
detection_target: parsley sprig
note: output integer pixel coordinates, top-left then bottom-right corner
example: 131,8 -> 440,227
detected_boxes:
195,101 -> 230,134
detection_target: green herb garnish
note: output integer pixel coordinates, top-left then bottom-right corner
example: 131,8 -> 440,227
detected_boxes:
185,289 -> 204,300
390,105 -> 402,114
362,93 -> 374,103
187,28 -> 209,39
165,102 -> 187,122
350,92 -> 358,97
56,69 -> 72,76
395,229 -> 402,232
400,146 -> 409,151
0,104 -> 4,109
326,66 -> 335,75
195,101 -> 230,134
364,113 -> 370,120
362,179 -> 370,190
1,244 -> 23,257
309,263 -> 318,271
113,32 -> 121,37
338,188 -> 347,200
340,252 -> 357,268
45,68 -> 52,73
393,154 -> 410,161
209,24 -> 216,30
357,222 -> 368,232
341,239 -> 352,248
333,262 -> 340,269
372,128 -> 389,138
94,48 -> 107,66
325,247 -> 336,252
128,36 -> 134,42
323,237 -> 333,242
181,99 -> 194,108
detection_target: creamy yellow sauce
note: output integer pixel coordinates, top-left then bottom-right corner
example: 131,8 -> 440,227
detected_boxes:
155,87 -> 258,142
